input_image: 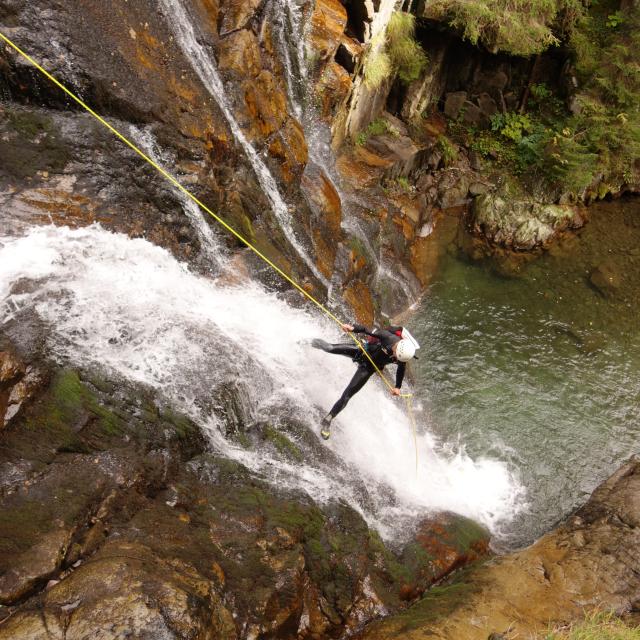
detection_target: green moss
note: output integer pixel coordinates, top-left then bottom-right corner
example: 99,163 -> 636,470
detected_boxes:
394,578 -> 476,632
355,117 -> 397,146
23,370 -> 124,447
363,12 -> 428,89
262,425 -> 303,462
0,108 -> 70,179
159,407 -> 196,439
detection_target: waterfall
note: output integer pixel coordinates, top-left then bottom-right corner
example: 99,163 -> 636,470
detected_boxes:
0,225 -> 524,541
158,0 -> 328,286
129,125 -> 225,271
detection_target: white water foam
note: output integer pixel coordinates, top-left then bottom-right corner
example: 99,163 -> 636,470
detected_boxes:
0,225 -> 525,540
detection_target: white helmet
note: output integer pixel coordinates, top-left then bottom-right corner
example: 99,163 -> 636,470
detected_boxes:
395,339 -> 415,362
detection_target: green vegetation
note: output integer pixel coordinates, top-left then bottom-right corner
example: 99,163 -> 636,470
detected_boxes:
387,12 -> 429,84
396,176 -> 411,191
262,424 -> 303,462
451,1 -> 639,198
355,117 -> 398,145
364,47 -> 392,90
428,0 -> 584,55
437,135 -> 459,167
544,611 -> 640,639
364,12 -> 428,89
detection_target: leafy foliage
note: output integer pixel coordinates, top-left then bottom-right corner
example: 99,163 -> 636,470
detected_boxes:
455,0 -> 640,198
437,135 -> 459,166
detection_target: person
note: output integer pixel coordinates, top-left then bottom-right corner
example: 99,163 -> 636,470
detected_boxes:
312,322 -> 417,440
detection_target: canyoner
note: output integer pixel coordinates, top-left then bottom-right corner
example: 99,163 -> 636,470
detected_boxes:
313,323 -> 420,439
0,30 -> 421,458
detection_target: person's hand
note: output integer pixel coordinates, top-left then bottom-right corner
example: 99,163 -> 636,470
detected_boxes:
341,323 -> 354,332
391,388 -> 401,396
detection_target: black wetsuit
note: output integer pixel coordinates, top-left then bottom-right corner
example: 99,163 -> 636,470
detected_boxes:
325,324 -> 406,418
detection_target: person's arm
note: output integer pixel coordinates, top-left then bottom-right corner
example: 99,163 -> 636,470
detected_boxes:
341,323 -> 376,337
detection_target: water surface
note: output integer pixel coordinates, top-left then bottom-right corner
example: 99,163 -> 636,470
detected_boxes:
413,198 -> 640,549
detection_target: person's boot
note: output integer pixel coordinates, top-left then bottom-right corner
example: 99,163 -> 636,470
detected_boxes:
320,414 -> 333,440
311,338 -> 332,352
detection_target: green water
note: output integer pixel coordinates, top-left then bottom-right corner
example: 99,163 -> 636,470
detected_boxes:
413,198 -> 640,549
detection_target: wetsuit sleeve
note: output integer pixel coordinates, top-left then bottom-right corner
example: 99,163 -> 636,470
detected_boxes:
395,362 -> 406,388
351,323 -> 376,336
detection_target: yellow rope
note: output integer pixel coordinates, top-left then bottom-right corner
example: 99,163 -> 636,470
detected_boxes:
0,30 -> 419,455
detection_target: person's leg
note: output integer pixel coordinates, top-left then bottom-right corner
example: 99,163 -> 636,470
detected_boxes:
329,365 -> 374,418
312,339 -> 360,359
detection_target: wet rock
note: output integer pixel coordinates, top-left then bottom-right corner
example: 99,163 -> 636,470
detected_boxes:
217,28 -> 263,78
309,0 -> 348,63
0,351 -> 24,385
0,361 -> 491,638
219,0 -> 262,35
399,513 -> 490,601
590,261 -> 622,297
302,163 -> 343,278
316,60 -> 353,119
359,457 -> 640,640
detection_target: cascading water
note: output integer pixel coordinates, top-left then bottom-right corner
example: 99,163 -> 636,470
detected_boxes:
273,0 -> 421,313
157,0 -> 327,286
129,125 -> 225,271
0,224 -> 524,542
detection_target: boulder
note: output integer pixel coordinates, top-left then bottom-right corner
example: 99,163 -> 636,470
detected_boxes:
359,457 -> 640,640
444,91 -> 467,120
469,189 -> 585,251
460,101 -> 485,126
399,513 -> 490,601
477,92 -> 498,118
219,0 -> 262,35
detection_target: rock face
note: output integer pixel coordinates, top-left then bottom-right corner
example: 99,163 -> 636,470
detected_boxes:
0,0 -> 324,290
358,457 -> 640,640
